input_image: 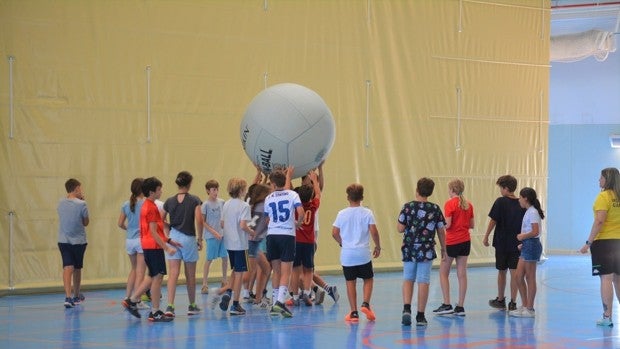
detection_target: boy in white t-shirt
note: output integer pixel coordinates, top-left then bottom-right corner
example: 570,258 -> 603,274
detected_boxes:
332,183 -> 381,323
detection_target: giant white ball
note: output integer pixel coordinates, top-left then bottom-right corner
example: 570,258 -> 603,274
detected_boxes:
240,83 -> 336,179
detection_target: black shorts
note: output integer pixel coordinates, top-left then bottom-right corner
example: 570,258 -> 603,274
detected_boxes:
58,243 -> 87,269
591,239 -> 620,276
143,249 -> 167,277
446,241 -> 471,258
228,250 -> 249,272
342,261 -> 374,281
293,242 -> 315,268
495,249 -> 520,270
266,235 -> 295,262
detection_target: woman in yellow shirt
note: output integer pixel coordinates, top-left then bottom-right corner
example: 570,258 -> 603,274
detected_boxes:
580,167 -> 620,327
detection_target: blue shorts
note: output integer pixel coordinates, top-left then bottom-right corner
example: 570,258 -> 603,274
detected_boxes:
403,260 -> 432,284
520,238 -> 542,262
166,228 -> 199,263
205,237 -> 227,261
248,240 -> 263,258
58,243 -> 87,269
228,250 -> 249,272
259,238 -> 267,253
125,238 -> 143,255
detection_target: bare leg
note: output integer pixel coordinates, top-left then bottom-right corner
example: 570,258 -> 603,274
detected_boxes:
126,253 -> 138,298
455,255 -> 468,307
184,261 -> 197,305
508,268 -> 518,302
497,269 -> 507,300
221,257 -> 229,284
167,259 -> 181,306
202,259 -> 212,288
514,259 -> 528,308
63,266 -> 74,298
72,268 -> 82,298
418,282 -> 429,312
523,261 -> 537,309
439,256 -> 454,304
402,280 -> 413,305
346,279 -> 357,312
150,274 -> 164,312
600,274 -> 614,317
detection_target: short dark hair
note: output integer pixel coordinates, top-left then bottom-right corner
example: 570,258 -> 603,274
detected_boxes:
175,171 -> 193,187
64,178 -> 81,193
346,183 -> 364,202
496,175 -> 517,193
416,177 -> 435,197
296,184 -> 314,203
142,177 -> 162,197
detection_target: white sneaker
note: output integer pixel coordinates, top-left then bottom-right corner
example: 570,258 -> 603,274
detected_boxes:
509,307 -> 535,318
597,315 -> 613,327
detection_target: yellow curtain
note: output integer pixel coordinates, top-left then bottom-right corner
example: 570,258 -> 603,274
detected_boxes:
0,0 -> 549,292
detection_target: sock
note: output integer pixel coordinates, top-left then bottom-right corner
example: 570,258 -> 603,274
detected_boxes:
233,301 -> 239,306
304,289 -> 311,297
312,285 -> 318,292
293,294 -> 299,301
404,304 -> 412,313
271,289 -> 277,304
278,286 -> 289,304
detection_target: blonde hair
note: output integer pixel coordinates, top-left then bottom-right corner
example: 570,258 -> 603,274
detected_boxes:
448,178 -> 470,210
227,177 -> 247,199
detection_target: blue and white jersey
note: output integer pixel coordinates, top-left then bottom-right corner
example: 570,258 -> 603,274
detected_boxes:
264,189 -> 302,237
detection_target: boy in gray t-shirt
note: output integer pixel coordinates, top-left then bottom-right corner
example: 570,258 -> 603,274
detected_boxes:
57,178 -> 89,308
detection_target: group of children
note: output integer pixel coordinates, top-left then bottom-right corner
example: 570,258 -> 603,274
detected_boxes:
57,172 -> 546,325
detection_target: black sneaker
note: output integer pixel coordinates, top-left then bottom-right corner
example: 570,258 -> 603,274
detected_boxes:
416,313 -> 428,326
229,303 -> 246,315
489,297 -> 506,309
508,301 -> 517,311
453,305 -> 466,316
148,310 -> 173,322
219,292 -> 231,311
122,298 -> 141,318
401,311 -> 412,326
273,301 -> 293,318
64,297 -> 75,309
432,303 -> 453,315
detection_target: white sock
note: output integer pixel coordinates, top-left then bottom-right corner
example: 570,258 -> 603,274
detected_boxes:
278,286 -> 289,304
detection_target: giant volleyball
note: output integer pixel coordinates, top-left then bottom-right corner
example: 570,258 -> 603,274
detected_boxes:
240,83 -> 336,179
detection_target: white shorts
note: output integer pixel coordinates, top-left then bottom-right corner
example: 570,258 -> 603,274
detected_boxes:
166,228 -> 199,263
126,238 -> 143,255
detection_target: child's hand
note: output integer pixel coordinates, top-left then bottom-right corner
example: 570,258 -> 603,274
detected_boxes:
517,244 -> 522,251
165,246 -> 177,255
372,246 -> 381,258
516,233 -> 524,241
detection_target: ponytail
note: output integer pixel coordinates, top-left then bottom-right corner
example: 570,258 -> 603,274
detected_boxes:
519,187 -> 545,220
448,179 -> 469,210
129,178 -> 144,213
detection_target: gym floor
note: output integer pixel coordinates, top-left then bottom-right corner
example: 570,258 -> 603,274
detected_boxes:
0,254 -> 618,348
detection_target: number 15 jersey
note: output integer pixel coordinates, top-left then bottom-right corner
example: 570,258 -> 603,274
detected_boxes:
265,189 -> 302,237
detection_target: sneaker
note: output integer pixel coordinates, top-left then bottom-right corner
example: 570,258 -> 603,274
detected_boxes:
433,303 -> 454,315
141,293 -> 151,303
136,301 -> 151,310
453,305 -> 466,316
164,305 -> 175,318
326,286 -> 340,303
122,298 -> 141,318
509,307 -> 535,318
219,292 -> 231,311
72,294 -> 85,305
489,297 -> 506,309
148,310 -> 173,322
64,297 -> 75,309
401,311 -> 412,326
301,293 -> 313,307
597,315 -> 614,327
201,285 -> 209,294
508,301 -> 517,311
416,313 -> 428,326
314,287 -> 326,305
345,311 -> 360,323
285,298 -> 300,306
269,306 -> 281,316
230,303 -> 247,315
273,301 -> 293,318
258,297 -> 271,308
361,305 -> 376,321
188,303 -> 201,315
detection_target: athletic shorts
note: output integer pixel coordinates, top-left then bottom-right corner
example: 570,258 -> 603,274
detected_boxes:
58,243 -> 87,269
166,228 -> 199,262
248,240 -> 264,258
591,239 -> 620,276
143,249 -> 167,277
403,260 -> 432,284
446,240 -> 471,258
259,238 -> 267,253
266,235 -> 295,262
342,261 -> 374,281
205,237 -> 227,261
293,242 -> 315,268
520,238 -> 542,262
228,250 -> 249,272
125,237 -> 143,255
495,249 -> 520,270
